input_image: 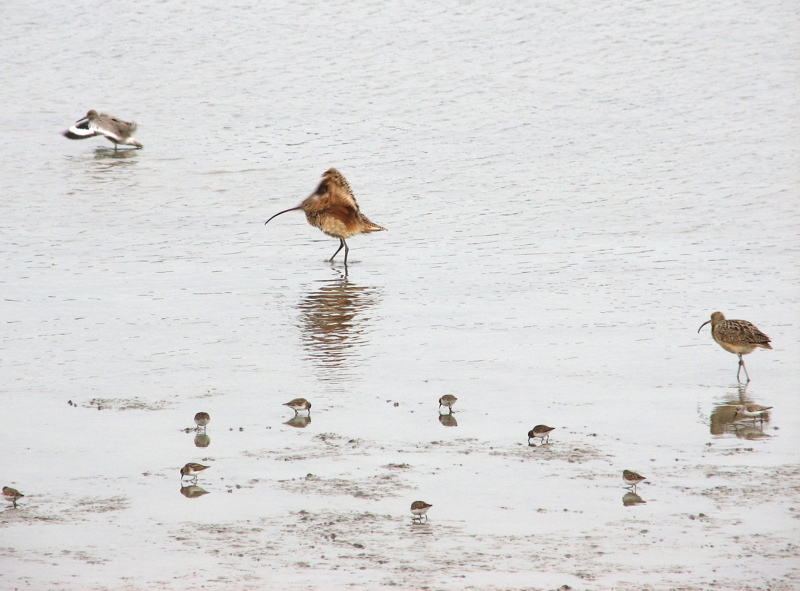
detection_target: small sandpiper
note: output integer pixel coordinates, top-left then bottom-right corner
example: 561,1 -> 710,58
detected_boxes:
283,398 -> 312,416
194,412 -> 210,431
63,110 -> 143,150
622,470 -> 647,492
527,425 -> 555,445
180,463 -> 210,483
733,404 -> 772,422
410,500 -> 432,521
438,395 -> 457,414
3,486 -> 24,508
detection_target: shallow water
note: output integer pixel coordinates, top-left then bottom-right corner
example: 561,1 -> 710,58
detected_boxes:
1,0 -> 799,589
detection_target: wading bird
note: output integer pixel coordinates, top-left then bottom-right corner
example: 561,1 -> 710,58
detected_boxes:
180,463 -> 209,483
698,312 -> 771,382
410,500 -> 432,521
527,425 -> 555,445
2,486 -> 24,508
63,110 -> 143,150
622,470 -> 647,492
438,395 -> 457,414
265,168 -> 386,265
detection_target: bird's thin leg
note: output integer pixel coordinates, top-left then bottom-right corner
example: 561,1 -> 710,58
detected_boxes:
329,239 -> 345,262
343,240 -> 350,266
738,355 -> 751,383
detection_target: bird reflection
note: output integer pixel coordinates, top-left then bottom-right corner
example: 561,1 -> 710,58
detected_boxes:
438,413 -> 458,427
284,415 -> 312,429
194,434 -> 211,448
180,484 -> 210,499
622,492 -> 646,507
296,275 -> 381,383
732,423 -> 770,440
92,146 -> 140,160
709,384 -> 772,438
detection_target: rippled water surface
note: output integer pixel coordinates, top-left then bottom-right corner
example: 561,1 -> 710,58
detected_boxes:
1,0 -> 799,589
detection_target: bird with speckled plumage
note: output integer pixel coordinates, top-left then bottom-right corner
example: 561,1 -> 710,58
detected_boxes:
698,312 -> 771,382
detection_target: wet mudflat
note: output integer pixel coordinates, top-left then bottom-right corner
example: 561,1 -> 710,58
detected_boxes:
1,0 -> 799,589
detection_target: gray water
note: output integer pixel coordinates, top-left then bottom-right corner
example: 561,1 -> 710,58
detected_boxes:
1,0 -> 799,589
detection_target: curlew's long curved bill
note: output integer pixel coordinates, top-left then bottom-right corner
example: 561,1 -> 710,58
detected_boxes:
697,319 -> 711,333
265,205 -> 302,225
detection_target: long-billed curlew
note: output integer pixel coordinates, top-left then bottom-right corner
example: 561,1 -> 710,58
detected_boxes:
265,168 -> 387,265
698,312 -> 771,383
63,110 -> 143,150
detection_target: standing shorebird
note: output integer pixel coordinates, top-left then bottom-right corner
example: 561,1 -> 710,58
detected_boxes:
180,463 -> 210,483
527,425 -> 555,445
698,312 -> 772,382
622,470 -> 647,492
438,395 -> 457,414
194,412 -> 210,431
63,110 -> 143,150
2,486 -> 24,508
410,500 -> 432,521
265,168 -> 387,265
283,398 -> 312,416
733,404 -> 773,423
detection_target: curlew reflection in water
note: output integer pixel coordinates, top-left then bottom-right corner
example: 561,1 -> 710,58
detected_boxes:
296,275 -> 381,383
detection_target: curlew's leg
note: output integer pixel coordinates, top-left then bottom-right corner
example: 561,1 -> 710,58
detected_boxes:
329,239 -> 346,262
343,240 -> 350,265
737,354 -> 751,383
